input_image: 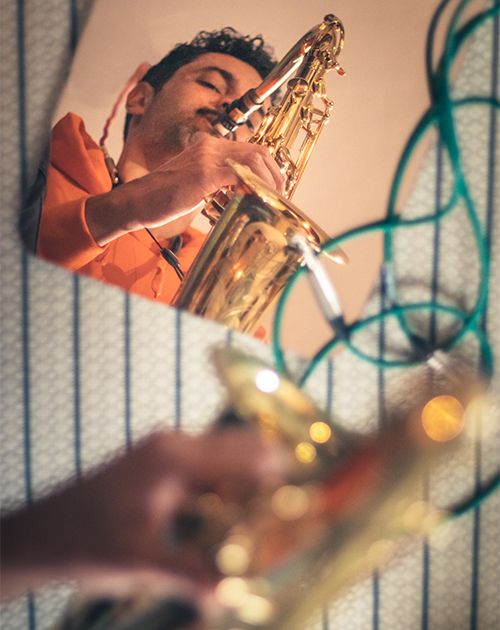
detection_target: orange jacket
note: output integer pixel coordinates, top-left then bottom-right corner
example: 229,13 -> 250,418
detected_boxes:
38,113 -> 206,305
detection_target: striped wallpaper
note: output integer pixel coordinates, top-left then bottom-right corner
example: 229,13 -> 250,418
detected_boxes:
1,1 -> 499,630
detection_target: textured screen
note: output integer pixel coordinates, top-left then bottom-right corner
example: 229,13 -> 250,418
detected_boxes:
0,1 -> 498,630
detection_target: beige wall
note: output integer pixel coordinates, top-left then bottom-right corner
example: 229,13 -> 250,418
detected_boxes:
54,0 -> 441,358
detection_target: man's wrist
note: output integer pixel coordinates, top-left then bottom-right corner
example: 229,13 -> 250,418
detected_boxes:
1,485 -> 92,600
85,191 -> 133,247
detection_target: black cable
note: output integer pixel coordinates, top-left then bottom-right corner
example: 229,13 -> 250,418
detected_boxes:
145,229 -> 185,281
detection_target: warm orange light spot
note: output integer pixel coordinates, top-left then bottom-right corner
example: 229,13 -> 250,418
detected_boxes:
421,395 -> 464,441
295,442 -> 316,463
310,421 -> 331,443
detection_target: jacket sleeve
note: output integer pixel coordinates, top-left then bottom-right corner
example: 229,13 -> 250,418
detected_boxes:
38,169 -> 105,270
37,114 -> 111,270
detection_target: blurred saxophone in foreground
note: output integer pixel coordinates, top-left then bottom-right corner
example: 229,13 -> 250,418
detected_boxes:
174,15 -> 347,334
57,347 -> 479,630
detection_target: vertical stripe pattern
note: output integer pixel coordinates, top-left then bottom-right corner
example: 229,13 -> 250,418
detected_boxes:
0,2 -> 499,630
175,308 -> 182,428
124,292 -> 132,448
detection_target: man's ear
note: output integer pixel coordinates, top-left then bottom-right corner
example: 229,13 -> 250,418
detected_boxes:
125,82 -> 155,116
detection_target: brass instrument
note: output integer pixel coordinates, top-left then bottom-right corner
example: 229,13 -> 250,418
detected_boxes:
173,15 -> 347,334
57,347 -> 473,630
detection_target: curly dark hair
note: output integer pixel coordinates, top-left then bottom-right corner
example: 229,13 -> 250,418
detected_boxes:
124,27 -> 277,139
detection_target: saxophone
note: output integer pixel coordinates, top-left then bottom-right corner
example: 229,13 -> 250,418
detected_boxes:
173,15 -> 347,334
55,19 -> 352,630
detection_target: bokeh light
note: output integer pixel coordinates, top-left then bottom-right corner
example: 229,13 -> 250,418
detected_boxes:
236,594 -> 274,624
216,541 -> 250,575
310,421 -> 332,443
216,577 -> 249,607
271,485 -> 309,520
255,369 -> 280,393
295,442 -> 317,463
421,395 -> 464,441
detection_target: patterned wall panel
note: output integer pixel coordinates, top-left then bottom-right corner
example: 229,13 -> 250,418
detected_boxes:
1,1 -> 498,630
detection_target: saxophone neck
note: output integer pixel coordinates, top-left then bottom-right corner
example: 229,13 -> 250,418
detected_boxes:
213,15 -> 344,137
256,14 -> 344,100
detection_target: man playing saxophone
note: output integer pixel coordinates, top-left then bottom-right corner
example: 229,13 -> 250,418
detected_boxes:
32,29 -> 285,306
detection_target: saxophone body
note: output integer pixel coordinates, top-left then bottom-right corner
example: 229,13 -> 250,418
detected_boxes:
173,15 -> 346,334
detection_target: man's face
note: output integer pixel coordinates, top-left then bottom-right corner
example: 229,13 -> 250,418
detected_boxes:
135,52 -> 268,165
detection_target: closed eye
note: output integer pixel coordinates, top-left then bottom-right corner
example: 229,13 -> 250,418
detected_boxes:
198,80 -> 221,94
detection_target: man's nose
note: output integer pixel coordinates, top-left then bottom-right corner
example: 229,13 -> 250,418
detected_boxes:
218,97 -> 232,112
217,88 -> 242,111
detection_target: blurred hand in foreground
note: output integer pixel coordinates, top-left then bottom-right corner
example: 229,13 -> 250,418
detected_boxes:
1,428 -> 288,602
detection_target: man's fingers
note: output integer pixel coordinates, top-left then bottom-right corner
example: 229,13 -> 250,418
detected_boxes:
258,148 -> 287,194
142,429 -> 289,489
228,145 -> 286,194
190,135 -> 285,195
181,430 -> 289,483
77,563 -> 208,598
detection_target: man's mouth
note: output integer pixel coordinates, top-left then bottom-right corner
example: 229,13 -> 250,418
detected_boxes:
195,109 -> 238,140
196,108 -> 221,128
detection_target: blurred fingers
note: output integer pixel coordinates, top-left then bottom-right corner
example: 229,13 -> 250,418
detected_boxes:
169,429 -> 290,486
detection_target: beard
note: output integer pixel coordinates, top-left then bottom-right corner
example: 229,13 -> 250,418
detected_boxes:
167,125 -> 210,151
162,109 -> 222,152
140,108 -> 228,170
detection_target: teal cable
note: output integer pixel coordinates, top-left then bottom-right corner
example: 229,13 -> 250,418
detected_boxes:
272,1 -> 497,384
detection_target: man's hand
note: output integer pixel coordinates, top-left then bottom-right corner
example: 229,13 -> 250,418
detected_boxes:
85,136 -> 286,246
1,428 -> 287,601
